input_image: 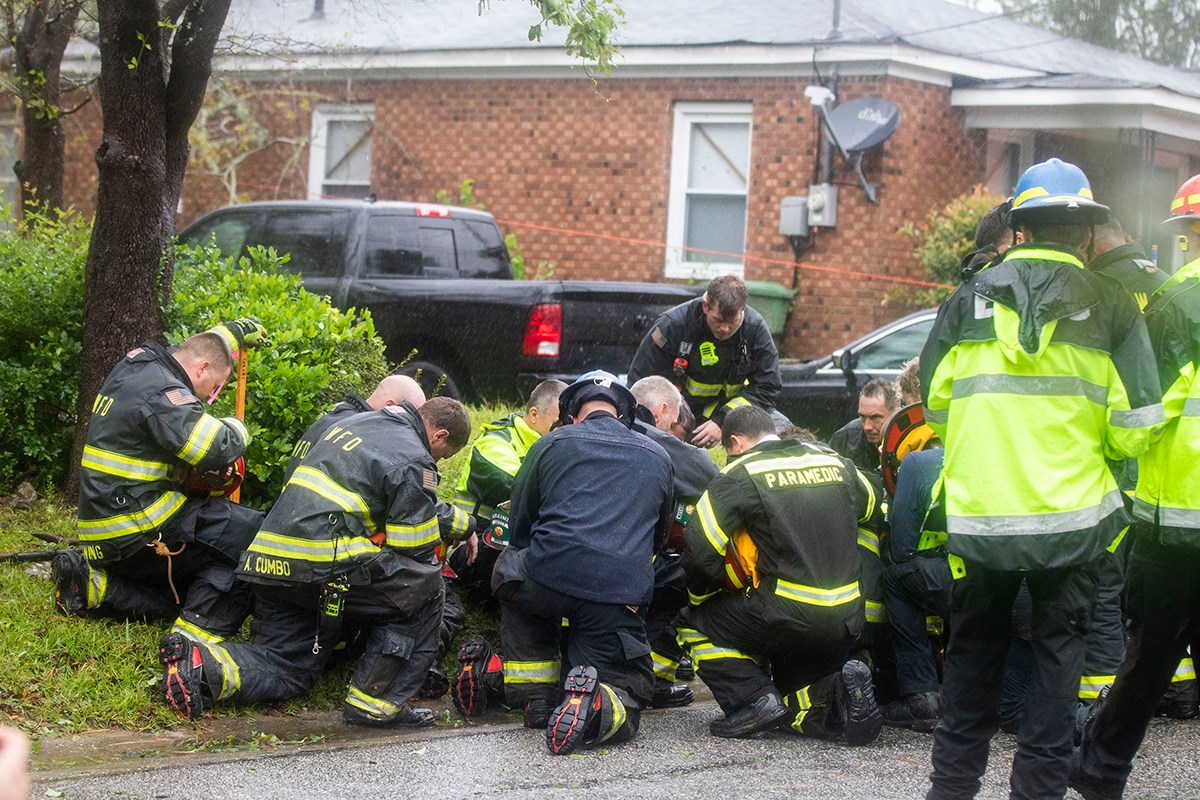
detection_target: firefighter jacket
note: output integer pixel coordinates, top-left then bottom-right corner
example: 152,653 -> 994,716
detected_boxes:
627,297 -> 781,426
288,399 -> 473,541
632,416 -> 719,503
1133,256 -> 1200,548
237,405 -> 445,605
78,341 -> 249,561
283,393 -> 372,482
920,243 -> 1164,571
683,438 -> 877,623
508,411 -> 674,606
1089,242 -> 1166,312
452,412 -> 541,520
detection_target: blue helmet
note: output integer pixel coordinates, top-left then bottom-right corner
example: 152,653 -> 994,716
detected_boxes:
557,370 -> 637,427
1010,158 -> 1109,227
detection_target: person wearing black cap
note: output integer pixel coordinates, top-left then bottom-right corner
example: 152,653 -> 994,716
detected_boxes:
490,370 -> 674,755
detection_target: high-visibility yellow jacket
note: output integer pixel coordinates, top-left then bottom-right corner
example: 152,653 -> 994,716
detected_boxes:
1134,256 -> 1200,546
452,412 -> 541,520
920,244 -> 1164,570
78,340 -> 248,561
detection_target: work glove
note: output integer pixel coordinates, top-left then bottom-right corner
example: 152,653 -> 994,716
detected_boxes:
229,317 -> 270,349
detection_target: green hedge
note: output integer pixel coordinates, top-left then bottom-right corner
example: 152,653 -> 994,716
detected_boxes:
0,212 -> 391,501
165,245 -> 390,505
0,210 -> 87,488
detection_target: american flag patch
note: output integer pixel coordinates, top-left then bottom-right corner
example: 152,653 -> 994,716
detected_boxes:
165,389 -> 196,406
651,326 -> 666,348
422,468 -> 437,491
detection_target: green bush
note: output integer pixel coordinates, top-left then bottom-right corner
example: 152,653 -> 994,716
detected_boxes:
164,245 -> 390,506
0,208 -> 88,488
898,185 -> 1005,305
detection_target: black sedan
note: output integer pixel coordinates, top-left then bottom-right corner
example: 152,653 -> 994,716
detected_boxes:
775,308 -> 938,437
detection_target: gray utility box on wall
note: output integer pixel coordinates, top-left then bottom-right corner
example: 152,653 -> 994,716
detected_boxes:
807,183 -> 838,227
780,196 -> 809,236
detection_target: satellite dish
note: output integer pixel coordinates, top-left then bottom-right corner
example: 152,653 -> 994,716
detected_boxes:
826,98 -> 901,153
813,96 -> 901,205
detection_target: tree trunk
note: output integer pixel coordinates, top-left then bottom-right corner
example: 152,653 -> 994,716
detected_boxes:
11,1 -> 83,214
66,0 -> 233,501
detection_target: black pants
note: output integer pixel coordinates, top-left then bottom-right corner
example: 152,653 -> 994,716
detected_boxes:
195,561 -> 444,721
1075,532 -> 1200,795
678,588 -> 858,738
500,577 -> 651,742
884,557 -> 953,698
928,558 -> 1101,800
646,553 -> 688,683
89,498 -> 263,640
1079,546 -> 1127,701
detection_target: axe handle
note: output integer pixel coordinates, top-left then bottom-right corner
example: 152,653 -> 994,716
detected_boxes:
231,350 -> 248,503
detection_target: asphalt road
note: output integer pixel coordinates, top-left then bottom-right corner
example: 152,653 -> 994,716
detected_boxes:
34,699 -> 1200,800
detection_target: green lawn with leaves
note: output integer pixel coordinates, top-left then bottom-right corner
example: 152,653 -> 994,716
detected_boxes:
0,404 -> 509,737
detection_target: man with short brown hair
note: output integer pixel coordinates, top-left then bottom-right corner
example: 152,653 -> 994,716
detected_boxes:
628,274 -> 783,448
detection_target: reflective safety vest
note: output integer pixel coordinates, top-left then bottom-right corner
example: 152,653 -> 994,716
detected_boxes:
921,244 -> 1164,570
1133,257 -> 1200,547
685,438 -> 876,622
452,412 -> 541,520
78,339 -> 248,561
238,406 -> 443,589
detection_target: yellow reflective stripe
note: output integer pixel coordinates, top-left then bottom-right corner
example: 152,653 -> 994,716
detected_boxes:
856,469 -> 878,523
1013,186 -> 1048,207
857,527 -> 880,556
87,565 -> 107,608
695,493 -> 729,555
1174,658 -> 1196,683
1170,194 -> 1200,211
692,643 -> 756,663
651,651 -> 678,681
204,642 -> 241,701
446,506 -> 472,539
1078,675 -> 1115,700
77,490 -> 188,541
453,490 -> 488,518
684,376 -> 722,397
245,530 -> 379,563
177,414 -> 225,466
288,466 -> 376,531
596,683 -> 627,744
865,600 -> 886,624
505,660 -> 560,684
787,686 -> 812,733
210,324 -> 239,356
385,517 -> 440,549
222,416 -> 249,444
947,553 -> 967,580
81,445 -> 171,481
722,395 -> 752,412
688,589 -> 718,606
171,618 -> 225,645
744,454 -> 847,476
346,685 -> 399,717
774,578 -> 861,607
724,562 -> 749,590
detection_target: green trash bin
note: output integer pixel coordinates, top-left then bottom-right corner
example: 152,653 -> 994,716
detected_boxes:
743,280 -> 796,338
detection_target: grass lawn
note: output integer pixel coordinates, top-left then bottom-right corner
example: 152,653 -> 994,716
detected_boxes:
0,404 -> 510,737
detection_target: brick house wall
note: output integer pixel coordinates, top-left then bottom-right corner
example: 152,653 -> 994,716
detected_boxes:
44,71 -> 989,359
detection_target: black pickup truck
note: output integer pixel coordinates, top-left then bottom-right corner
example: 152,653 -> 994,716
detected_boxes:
179,199 -> 701,401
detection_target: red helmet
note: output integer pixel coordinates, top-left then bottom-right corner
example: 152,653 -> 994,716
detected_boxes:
1164,174 -> 1200,228
184,456 -> 245,498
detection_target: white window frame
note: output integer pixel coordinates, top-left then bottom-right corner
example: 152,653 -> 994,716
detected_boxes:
307,104 -> 375,200
665,102 -> 753,280
0,115 -> 19,218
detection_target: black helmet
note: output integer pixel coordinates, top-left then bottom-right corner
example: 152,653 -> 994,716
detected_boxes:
557,370 -> 637,427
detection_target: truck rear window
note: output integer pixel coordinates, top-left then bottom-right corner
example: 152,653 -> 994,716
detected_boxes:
258,210 -> 348,276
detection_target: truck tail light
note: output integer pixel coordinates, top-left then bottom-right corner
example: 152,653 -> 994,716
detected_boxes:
522,303 -> 561,357
415,205 -> 451,218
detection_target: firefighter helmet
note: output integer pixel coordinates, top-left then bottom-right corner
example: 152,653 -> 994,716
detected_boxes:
1163,174 -> 1200,228
184,456 -> 245,498
1010,158 -> 1109,227
880,404 -> 941,497
557,370 -> 637,427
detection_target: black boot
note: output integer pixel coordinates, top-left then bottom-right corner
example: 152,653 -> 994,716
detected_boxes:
709,690 -> 788,738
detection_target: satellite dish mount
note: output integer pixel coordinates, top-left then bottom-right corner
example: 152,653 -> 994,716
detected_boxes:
806,90 -> 901,205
